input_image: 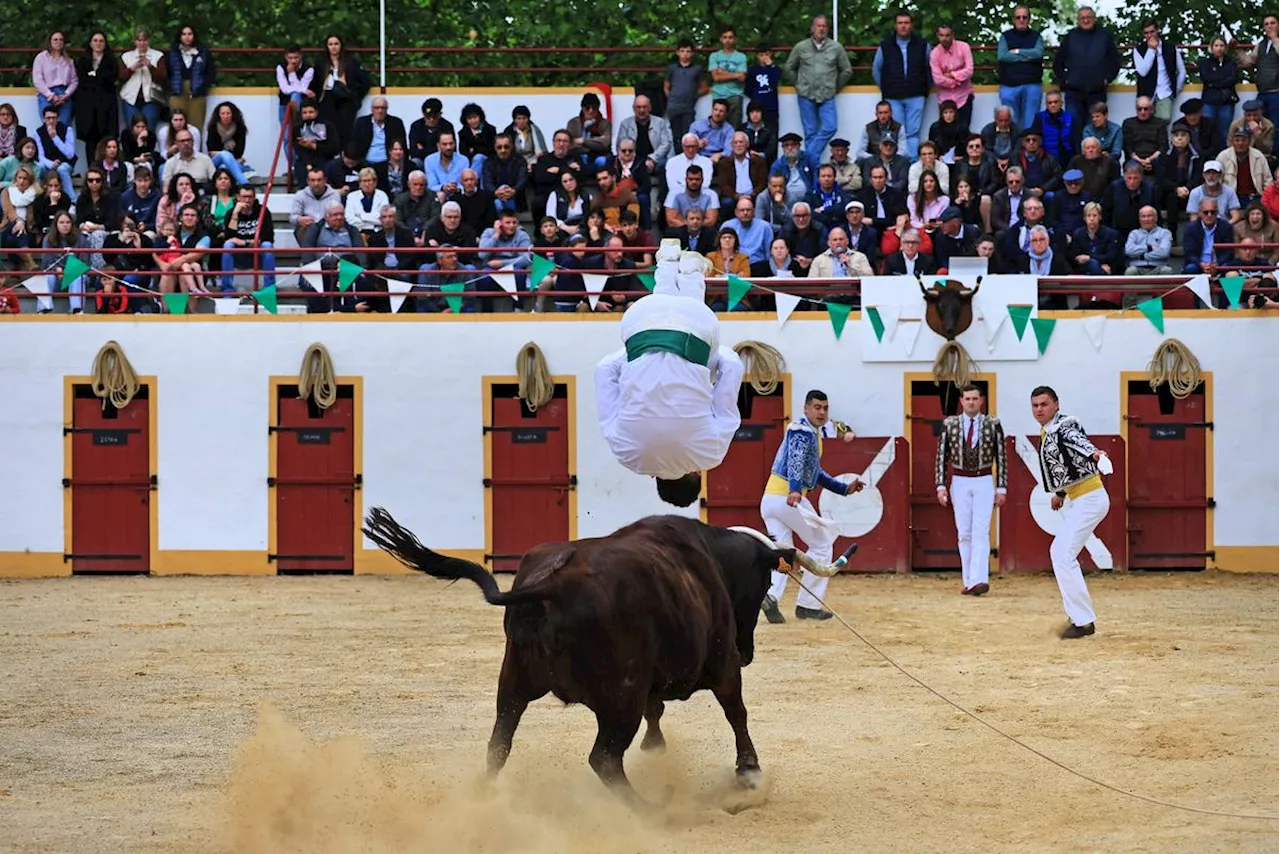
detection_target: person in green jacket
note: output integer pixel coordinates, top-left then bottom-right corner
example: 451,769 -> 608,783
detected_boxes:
784,15 -> 853,164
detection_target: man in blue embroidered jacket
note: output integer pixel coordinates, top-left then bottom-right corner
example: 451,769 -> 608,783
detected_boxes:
759,390 -> 862,622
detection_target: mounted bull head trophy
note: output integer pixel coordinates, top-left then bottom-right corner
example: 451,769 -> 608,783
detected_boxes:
918,275 -> 982,388
919,275 -> 982,341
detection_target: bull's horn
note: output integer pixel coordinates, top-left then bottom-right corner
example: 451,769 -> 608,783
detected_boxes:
792,550 -> 841,577
727,526 -> 777,549
917,274 -> 928,296
960,277 -> 982,298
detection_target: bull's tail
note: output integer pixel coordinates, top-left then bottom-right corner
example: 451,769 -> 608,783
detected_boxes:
363,507 -> 507,604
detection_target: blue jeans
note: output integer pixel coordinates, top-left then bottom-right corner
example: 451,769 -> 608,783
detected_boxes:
221,241 -> 276,291
280,95 -> 303,165
1259,91 -> 1279,132
211,150 -> 253,184
1000,84 -> 1043,134
887,96 -> 926,160
120,99 -> 161,133
37,86 -> 73,128
797,97 -> 838,162
1207,104 -> 1235,154
1080,259 -> 1106,276
469,153 -> 488,188
44,272 -> 85,312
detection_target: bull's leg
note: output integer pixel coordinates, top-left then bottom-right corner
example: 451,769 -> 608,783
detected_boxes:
486,644 -> 545,778
588,709 -> 649,808
711,668 -> 762,789
640,698 -> 666,752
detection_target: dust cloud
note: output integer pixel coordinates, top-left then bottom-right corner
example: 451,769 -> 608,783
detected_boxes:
219,704 -> 772,854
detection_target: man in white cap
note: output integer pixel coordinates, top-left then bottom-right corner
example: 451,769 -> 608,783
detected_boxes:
595,240 -> 745,506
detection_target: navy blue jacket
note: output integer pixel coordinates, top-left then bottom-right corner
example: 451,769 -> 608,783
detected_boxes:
877,35 -> 931,100
168,45 -> 215,96
1180,219 -> 1234,273
1052,27 -> 1121,93
1068,224 -> 1123,272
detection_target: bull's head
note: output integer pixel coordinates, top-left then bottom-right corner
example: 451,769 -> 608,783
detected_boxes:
919,274 -> 981,341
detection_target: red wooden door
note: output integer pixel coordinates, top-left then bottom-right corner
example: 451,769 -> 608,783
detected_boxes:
1126,382 -> 1209,570
704,384 -> 787,530
69,388 -> 151,573
908,380 -> 990,570
488,387 -> 571,572
809,437 -> 911,573
273,390 -> 357,573
1000,434 -> 1128,573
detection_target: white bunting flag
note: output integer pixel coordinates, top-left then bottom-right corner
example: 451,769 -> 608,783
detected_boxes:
19,274 -> 50,295
900,318 -> 923,356
981,310 -> 1006,349
1181,274 -> 1212,310
384,277 -> 414,314
487,263 -> 522,304
774,292 -> 802,327
876,304 -> 901,341
582,274 -> 610,311
295,260 -> 326,292
214,297 -> 242,315
1081,314 -> 1106,351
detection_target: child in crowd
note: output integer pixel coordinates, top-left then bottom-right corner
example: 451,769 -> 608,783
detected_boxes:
664,39 -> 704,142
746,43 -> 781,129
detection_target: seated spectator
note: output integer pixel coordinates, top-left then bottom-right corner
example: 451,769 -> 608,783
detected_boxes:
612,141 -> 652,229
932,206 -> 980,273
1181,197 -> 1233,274
1158,125 -> 1204,232
202,167 -> 238,242
30,171 -> 71,244
614,209 -> 654,267
353,96 -> 406,166
950,176 -> 986,233
1123,204 -> 1174,275
723,195 -> 774,276
980,105 -> 1018,161
75,166 -> 120,266
1081,102 -> 1123,161
1052,168 -> 1091,235
220,183 -> 275,294
504,105 -> 547,171
157,172 -> 199,235
951,134 -> 990,189
0,137 -> 44,190
754,173 -> 791,234
593,236 -> 642,313
527,220 -> 563,305
842,200 -> 881,267
424,132 -> 469,202
325,143 -> 365,198
0,164 -> 37,273
375,139 -> 411,197
1219,126 -> 1273,205
881,227 -> 937,276
292,98 -> 338,183
361,205 -> 418,313
541,233 -> 600,312
856,164 -> 909,235
714,131 -> 768,212
415,243 -> 478,313
1123,97 -> 1167,178
989,166 -> 1027,236
1019,226 -> 1071,293
1067,136 -> 1120,201
393,170 -> 441,243
300,202 -> 365,312
409,98 -> 454,165
1187,160 -> 1242,224
810,226 -> 874,307
862,131 -> 910,194
160,126 -> 215,192
546,170 -> 592,236
121,115 -> 160,179
121,165 -> 162,236
158,109 -> 201,163
770,133 -> 820,206
1033,89 -> 1075,164
485,134 -> 527,216
741,101 -> 778,164
1069,201 -> 1123,276
422,200 -> 477,248
534,130 -> 583,219
0,103 -> 27,159
448,168 -> 495,234
346,167 -> 390,237
1219,239 -> 1273,306
34,106 -> 77,202
664,165 -> 719,230
1173,97 -> 1217,159
206,102 -> 261,187
99,216 -> 158,314
908,140 -> 950,194
908,169 -> 950,230
590,167 -> 639,228
1016,127 -> 1062,195
566,93 -> 612,174
669,205 -> 714,253
783,202 -> 828,272
616,94 -> 672,182
806,164 -> 853,229
41,210 -> 87,313
857,101 -> 902,164
457,102 -> 495,179
289,166 -> 341,241
94,138 -> 128,195
999,197 -> 1061,269
157,203 -> 211,310
1103,161 -> 1160,234
928,100 -> 969,162
978,152 -> 1011,198
690,99 -> 734,163
1234,202 -> 1277,262
704,226 -> 751,284
1264,177 -> 1278,220
975,234 -> 999,271
826,137 -> 861,193
1228,99 -> 1274,161
768,236 -> 804,277
478,210 -> 534,292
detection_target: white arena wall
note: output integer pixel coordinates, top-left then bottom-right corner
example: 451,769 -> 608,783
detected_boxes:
0,305 -> 1276,577
0,84 -> 1258,178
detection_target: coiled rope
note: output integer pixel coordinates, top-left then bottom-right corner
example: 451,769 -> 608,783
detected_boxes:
516,342 -> 555,411
1147,339 -> 1203,399
932,340 -> 976,389
732,341 -> 785,394
298,343 -> 338,410
90,341 -> 140,411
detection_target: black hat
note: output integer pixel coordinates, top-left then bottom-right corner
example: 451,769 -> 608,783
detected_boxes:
829,137 -> 850,148
1020,126 -> 1042,139
779,132 -> 803,144
1242,98 -> 1264,112
1180,98 -> 1203,114
422,97 -> 443,117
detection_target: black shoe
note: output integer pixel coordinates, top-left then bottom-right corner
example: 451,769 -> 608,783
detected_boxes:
969,583 -> 990,596
761,595 -> 786,624
1060,622 -> 1096,639
795,606 -> 833,621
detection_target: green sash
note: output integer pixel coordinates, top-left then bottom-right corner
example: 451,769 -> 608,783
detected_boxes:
624,329 -> 712,366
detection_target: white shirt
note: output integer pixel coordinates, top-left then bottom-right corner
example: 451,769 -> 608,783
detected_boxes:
1133,40 -> 1187,101
665,153 -> 714,196
595,292 -> 743,479
733,156 -> 754,195
961,413 -> 982,446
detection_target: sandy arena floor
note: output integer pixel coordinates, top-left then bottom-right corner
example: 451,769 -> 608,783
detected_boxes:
0,570 -> 1276,853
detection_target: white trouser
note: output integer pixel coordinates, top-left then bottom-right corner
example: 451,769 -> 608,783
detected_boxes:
761,493 -> 835,611
1049,487 -> 1109,626
949,474 -> 995,588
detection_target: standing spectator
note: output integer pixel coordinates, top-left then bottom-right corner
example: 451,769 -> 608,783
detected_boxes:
1229,100 -> 1275,160
708,27 -> 748,122
207,102 -> 262,186
1173,99 -> 1217,160
1034,89 -> 1075,165
276,44 -> 314,144
1052,7 -> 1122,137
118,28 -> 167,132
873,11 -> 932,160
32,30 -> 76,129
315,34 -> 370,148
787,14 -> 853,163
410,99 -> 455,165
565,93 -> 611,173
1199,37 -> 1240,154
1238,14 -> 1278,130
746,44 -> 781,129
930,23 -> 974,132
998,6 -> 1046,133
167,24 -> 214,131
616,95 -> 672,182
35,106 -> 76,203
457,103 -> 495,178
353,97 -> 407,166
1081,102 -> 1123,161
1132,21 -> 1186,125
664,40 -> 704,142
74,32 -> 117,162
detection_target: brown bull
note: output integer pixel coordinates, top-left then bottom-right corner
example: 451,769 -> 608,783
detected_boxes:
362,508 -> 802,807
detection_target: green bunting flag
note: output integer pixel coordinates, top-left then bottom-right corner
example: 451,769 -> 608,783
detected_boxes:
1137,296 -> 1164,333
726,274 -> 752,311
337,259 -> 363,292
638,271 -> 655,291
827,302 -> 851,340
61,256 -> 90,290
1007,304 -> 1033,340
255,284 -> 279,314
440,281 -> 465,313
1220,274 -> 1246,308
529,254 -> 555,289
1030,317 -> 1056,355
161,293 -> 188,315
866,306 -> 885,342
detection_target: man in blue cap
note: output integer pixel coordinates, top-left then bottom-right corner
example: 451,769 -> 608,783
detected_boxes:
1052,168 -> 1092,235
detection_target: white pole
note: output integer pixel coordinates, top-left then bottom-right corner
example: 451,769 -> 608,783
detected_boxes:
379,0 -> 388,92
833,0 -> 839,39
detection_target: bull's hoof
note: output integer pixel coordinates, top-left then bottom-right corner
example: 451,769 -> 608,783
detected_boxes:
640,731 -> 667,752
735,766 -> 763,790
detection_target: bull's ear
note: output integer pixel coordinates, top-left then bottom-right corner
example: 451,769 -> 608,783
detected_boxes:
772,548 -> 797,570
